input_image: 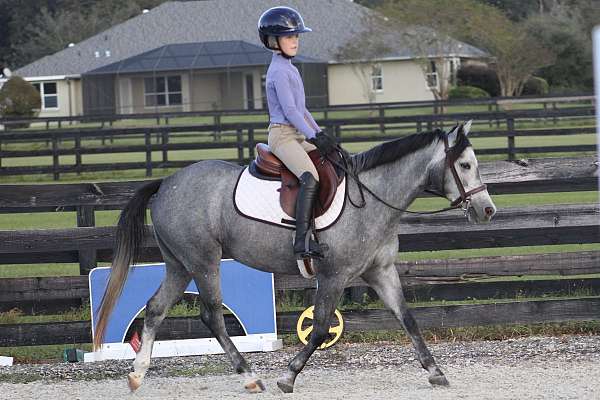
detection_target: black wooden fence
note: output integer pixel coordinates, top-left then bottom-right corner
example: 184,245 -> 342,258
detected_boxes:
0,106 -> 596,180
0,155 -> 598,346
0,94 -> 593,130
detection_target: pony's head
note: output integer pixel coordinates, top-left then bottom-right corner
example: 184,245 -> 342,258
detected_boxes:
433,121 -> 496,223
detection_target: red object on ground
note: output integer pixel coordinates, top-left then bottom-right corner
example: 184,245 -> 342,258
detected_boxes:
129,331 -> 141,353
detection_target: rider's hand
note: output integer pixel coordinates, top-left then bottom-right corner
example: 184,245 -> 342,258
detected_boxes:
309,131 -> 337,157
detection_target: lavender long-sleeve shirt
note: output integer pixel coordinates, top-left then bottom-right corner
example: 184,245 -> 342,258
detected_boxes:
266,53 -> 319,139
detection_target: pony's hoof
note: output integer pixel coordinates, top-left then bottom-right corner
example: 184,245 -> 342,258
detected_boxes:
428,372 -> 450,387
277,378 -> 294,393
244,378 -> 265,393
127,372 -> 143,392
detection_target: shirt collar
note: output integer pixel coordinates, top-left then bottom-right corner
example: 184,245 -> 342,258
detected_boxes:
272,52 -> 292,65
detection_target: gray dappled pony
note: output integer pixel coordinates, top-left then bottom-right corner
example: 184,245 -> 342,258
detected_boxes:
93,122 -> 496,393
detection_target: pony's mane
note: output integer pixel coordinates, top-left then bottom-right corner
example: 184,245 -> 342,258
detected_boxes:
350,128 -> 471,174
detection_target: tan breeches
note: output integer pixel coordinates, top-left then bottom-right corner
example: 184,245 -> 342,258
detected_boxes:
267,124 -> 319,181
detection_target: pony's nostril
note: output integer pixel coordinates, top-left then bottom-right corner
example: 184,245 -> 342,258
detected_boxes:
485,207 -> 495,216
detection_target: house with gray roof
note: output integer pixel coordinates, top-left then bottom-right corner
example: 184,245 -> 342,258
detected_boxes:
9,0 -> 488,117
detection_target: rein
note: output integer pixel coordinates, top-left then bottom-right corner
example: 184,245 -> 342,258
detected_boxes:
325,136 -> 487,216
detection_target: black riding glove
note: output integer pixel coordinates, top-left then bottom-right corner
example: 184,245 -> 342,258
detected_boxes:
309,131 -> 337,157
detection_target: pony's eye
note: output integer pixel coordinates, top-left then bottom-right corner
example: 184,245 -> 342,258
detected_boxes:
460,162 -> 471,170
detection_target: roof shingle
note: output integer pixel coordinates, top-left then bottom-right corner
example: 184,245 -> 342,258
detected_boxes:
16,0 -> 487,78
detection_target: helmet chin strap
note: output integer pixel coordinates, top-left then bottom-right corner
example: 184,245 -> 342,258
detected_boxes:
276,37 -> 294,59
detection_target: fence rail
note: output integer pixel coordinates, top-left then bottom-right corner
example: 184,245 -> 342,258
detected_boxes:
0,106 -> 596,179
2,298 -> 599,347
0,94 -> 593,129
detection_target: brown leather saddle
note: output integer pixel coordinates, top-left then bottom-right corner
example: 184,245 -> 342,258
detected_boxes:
249,143 -> 344,218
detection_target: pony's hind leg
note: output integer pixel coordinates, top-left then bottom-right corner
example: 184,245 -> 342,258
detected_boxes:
362,263 -> 449,387
128,255 -> 191,392
189,261 -> 265,393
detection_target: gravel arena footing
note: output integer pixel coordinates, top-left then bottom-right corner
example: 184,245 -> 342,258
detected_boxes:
1,334 -> 599,399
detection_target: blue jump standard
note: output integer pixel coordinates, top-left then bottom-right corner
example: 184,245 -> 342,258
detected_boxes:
89,260 -> 277,345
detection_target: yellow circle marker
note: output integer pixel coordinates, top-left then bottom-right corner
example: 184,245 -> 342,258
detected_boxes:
296,305 -> 344,349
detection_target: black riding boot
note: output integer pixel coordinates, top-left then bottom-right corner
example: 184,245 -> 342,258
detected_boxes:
293,172 -> 325,259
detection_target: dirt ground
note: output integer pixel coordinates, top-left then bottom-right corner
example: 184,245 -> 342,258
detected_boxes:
1,334 -> 599,399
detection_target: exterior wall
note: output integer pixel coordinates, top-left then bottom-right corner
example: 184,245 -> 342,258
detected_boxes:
327,60 -> 435,105
125,69 -> 253,113
190,71 -> 222,111
241,68 -> 264,110
32,79 -> 80,118
116,77 -> 133,114
129,72 -> 187,114
70,79 -> 83,116
220,71 -> 244,110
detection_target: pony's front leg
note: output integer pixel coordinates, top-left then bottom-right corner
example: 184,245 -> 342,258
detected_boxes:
362,263 -> 449,387
277,277 -> 345,393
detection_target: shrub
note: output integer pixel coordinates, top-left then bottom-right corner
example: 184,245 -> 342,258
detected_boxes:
0,76 -> 41,128
457,64 -> 500,97
521,76 -> 549,96
448,85 -> 490,100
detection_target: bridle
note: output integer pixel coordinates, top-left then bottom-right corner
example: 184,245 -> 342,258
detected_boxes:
441,135 -> 488,214
326,134 -> 488,216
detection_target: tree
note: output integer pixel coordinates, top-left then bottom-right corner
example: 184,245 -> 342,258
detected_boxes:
0,76 -> 41,126
378,0 -> 490,100
335,14 -> 393,104
524,5 -> 593,92
379,0 -> 554,97
5,0 -> 171,69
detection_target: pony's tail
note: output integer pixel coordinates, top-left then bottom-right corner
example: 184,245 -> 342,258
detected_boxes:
93,179 -> 162,350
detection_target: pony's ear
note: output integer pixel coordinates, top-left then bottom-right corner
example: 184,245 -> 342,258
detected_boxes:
447,123 -> 460,146
463,120 -> 472,136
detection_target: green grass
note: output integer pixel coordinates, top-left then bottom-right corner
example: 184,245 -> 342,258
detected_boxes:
399,243 -> 600,262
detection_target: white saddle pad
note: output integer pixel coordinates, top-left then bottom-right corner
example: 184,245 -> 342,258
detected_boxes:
233,167 -> 346,231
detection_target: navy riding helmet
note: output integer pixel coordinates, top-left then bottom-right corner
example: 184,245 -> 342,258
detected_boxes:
258,6 -> 312,51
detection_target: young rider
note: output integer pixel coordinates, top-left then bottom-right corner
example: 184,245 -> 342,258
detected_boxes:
258,6 -> 337,261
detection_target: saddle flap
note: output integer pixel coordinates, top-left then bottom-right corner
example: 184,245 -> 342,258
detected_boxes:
280,150 -> 340,219
252,143 -> 344,218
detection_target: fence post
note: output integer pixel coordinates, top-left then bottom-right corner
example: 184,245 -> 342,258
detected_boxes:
214,115 -> 222,141
488,104 -> 493,128
334,124 -> 341,144
496,103 -> 501,128
52,133 -> 60,181
552,102 -> 557,125
162,130 -> 169,165
248,127 -> 255,159
236,128 -> 244,164
145,131 -> 153,177
507,117 -> 516,161
378,106 -> 385,135
76,205 -> 97,275
75,134 -> 82,175
416,121 -> 422,133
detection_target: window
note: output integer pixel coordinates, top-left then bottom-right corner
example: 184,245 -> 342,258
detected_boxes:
144,76 -> 182,107
32,82 -> 58,110
426,72 -> 439,89
371,64 -> 383,92
426,60 -> 439,89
